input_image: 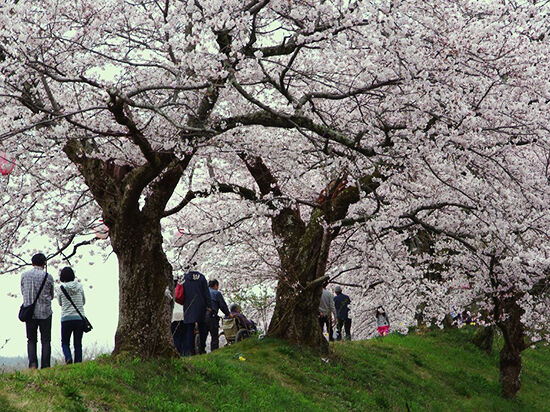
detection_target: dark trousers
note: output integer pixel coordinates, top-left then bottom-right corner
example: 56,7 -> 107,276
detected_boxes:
171,321 -> 185,355
319,315 -> 334,341
182,322 -> 208,356
206,316 -> 220,351
198,321 -> 208,354
336,318 -> 352,341
61,319 -> 84,364
25,316 -> 52,369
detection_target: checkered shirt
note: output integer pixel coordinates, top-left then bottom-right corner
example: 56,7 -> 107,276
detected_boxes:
20,267 -> 54,319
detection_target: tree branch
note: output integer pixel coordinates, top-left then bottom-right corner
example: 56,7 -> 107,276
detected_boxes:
296,78 -> 402,110
217,110 -> 376,157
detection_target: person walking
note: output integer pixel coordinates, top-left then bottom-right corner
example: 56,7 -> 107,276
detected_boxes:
375,306 -> 390,337
319,281 -> 336,341
57,267 -> 86,364
333,286 -> 352,341
206,279 -> 230,351
182,269 -> 212,356
20,253 -> 54,369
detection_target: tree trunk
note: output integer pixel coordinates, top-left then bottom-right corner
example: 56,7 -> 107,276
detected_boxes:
63,142 -> 185,358
240,156 -> 375,351
499,343 -> 522,399
496,294 -> 526,399
111,218 -> 175,357
268,276 -> 328,352
267,207 -> 329,352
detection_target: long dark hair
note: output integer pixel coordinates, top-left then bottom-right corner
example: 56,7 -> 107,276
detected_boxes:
375,306 -> 387,318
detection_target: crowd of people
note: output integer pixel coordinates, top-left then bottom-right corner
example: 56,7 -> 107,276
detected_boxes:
169,270 -> 257,356
19,253 -> 393,369
318,281 -> 392,341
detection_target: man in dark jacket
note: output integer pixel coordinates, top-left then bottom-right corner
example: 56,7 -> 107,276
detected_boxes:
333,286 -> 352,341
206,279 -> 230,351
182,270 -> 212,356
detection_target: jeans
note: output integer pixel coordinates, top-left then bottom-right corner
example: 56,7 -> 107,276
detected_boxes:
26,316 -> 52,369
336,318 -> 352,341
319,314 -> 334,341
206,316 -> 220,351
171,321 -> 185,355
61,319 -> 84,363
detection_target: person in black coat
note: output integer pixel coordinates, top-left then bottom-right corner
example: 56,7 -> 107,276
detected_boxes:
182,270 -> 212,356
333,286 -> 352,341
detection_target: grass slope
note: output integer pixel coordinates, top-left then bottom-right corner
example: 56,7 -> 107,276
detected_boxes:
0,328 -> 549,411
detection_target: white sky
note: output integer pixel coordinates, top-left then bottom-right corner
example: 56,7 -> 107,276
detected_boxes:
1,252 -> 119,359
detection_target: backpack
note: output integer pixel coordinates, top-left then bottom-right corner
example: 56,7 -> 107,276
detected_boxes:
175,281 -> 184,304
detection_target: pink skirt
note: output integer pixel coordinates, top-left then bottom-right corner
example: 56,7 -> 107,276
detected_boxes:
377,326 -> 389,336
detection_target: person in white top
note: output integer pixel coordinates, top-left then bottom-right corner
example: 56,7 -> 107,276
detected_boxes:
57,267 -> 86,363
169,280 -> 185,355
319,281 -> 337,341
375,306 -> 390,337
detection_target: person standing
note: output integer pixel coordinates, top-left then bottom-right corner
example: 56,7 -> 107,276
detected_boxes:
206,279 -> 230,351
20,253 -> 54,369
170,280 -> 185,355
57,267 -> 86,364
375,306 -> 390,337
182,269 -> 212,356
319,281 -> 336,341
333,286 -> 352,341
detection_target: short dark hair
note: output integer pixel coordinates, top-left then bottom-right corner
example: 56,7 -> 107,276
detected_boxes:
208,279 -> 219,288
31,253 -> 47,267
60,267 -> 75,282
184,262 -> 197,271
230,303 -> 240,313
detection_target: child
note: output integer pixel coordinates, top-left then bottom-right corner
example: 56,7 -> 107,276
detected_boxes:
375,306 -> 390,336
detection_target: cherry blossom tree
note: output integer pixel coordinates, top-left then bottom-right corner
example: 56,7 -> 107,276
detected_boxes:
0,0 -> 399,356
1,2 -> 550,400
381,139 -> 550,398
169,0 -> 550,397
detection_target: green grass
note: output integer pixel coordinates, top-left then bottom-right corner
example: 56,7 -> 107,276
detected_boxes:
0,328 -> 549,411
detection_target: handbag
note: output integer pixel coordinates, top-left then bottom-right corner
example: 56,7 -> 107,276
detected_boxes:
60,285 -> 93,333
18,273 -> 48,322
175,281 -> 185,305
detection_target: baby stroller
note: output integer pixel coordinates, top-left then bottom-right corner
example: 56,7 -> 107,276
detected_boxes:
221,316 -> 255,344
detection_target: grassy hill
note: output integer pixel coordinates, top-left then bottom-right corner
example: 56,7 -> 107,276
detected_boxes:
0,328 -> 549,411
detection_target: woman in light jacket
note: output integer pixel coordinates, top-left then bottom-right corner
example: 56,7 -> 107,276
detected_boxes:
57,267 -> 86,363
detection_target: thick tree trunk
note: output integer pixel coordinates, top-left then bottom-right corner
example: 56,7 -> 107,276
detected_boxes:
499,343 -> 522,399
496,295 -> 526,399
240,156 -> 373,351
62,83 -> 206,359
268,278 -> 327,352
267,209 -> 329,353
61,145 -> 184,358
111,219 -> 175,357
